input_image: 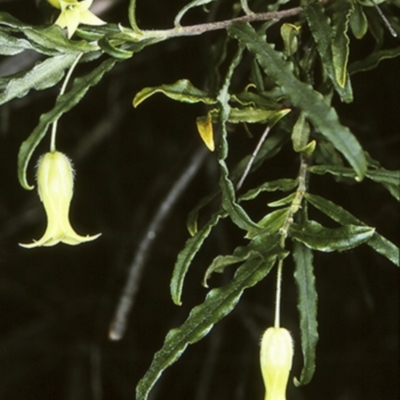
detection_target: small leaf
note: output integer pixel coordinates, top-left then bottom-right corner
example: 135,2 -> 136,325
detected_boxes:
268,193 -> 296,207
136,252 -> 279,400
18,58 -> 117,190
293,241 -> 318,386
350,1 -> 369,39
133,79 -> 216,107
246,208 -> 289,239
228,23 -> 366,179
228,107 -> 291,124
280,23 -> 301,56
305,193 -> 399,266
0,54 -> 77,105
289,220 -> 375,252
196,113 -> 215,151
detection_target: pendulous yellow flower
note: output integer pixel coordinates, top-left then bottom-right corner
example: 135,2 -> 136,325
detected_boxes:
260,327 -> 293,400
47,0 -> 106,39
20,151 -> 101,248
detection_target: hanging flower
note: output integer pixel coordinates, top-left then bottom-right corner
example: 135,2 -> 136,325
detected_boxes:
20,151 -> 101,248
47,0 -> 106,39
260,327 -> 293,400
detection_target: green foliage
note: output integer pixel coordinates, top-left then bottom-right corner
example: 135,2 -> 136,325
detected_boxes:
1,0 -> 399,399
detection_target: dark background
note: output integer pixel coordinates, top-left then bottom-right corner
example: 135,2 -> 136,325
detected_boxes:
0,0 -> 398,399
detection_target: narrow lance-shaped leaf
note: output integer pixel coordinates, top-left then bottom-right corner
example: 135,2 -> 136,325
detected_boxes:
228,23 -> 367,179
133,79 -> 216,107
349,47 -> 400,74
136,253 -> 279,400
174,0 -> 217,26
331,0 -> 354,88
305,193 -> 399,266
308,165 -> 400,201
0,54 -> 77,105
18,57 -> 118,190
304,3 -> 353,102
289,220 -> 375,252
293,241 -> 318,386
170,209 -> 227,306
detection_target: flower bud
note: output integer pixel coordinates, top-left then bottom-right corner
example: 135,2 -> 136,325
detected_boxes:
20,151 -> 101,248
260,327 -> 293,400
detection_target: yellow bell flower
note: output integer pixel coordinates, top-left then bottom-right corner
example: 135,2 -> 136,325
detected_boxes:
47,0 -> 106,39
260,327 -> 293,400
20,151 -> 101,248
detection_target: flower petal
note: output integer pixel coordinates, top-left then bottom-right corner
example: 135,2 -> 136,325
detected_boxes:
79,10 -> 106,26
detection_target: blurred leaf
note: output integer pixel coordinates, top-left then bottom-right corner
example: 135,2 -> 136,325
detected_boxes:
171,210 -> 226,306
309,165 -> 400,200
137,252 -> 279,400
289,220 -> 375,252
268,193 -> 296,207
349,47 -> 400,74
0,30 -> 32,55
293,241 -> 318,386
305,193 -> 399,266
280,23 -> 301,56
133,79 -> 216,107
174,0 -> 217,26
18,57 -> 117,190
331,0 -> 354,88
0,54 -> 77,105
304,3 -> 353,102
350,1 -> 369,39
228,23 -> 366,179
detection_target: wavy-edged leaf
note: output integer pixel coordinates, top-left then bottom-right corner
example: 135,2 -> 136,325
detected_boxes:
228,23 -> 366,179
289,220 -> 375,252
293,241 -> 318,386
349,47 -> 400,74
18,57 -> 117,190
0,30 -> 32,55
309,164 -> 400,200
171,210 -> 227,306
246,208 -> 289,239
133,79 -> 216,107
331,0 -> 354,88
304,3 -> 353,102
137,252 -> 279,400
305,193 -> 399,266
239,178 -> 297,201
0,54 -> 77,105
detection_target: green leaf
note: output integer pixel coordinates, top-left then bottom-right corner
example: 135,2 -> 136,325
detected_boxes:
0,54 -> 77,106
174,0 -> 217,26
308,165 -> 400,200
245,208 -> 289,239
349,47 -> 400,74
305,193 -> 399,266
268,193 -> 296,207
18,57 -> 117,190
219,160 -> 261,235
293,241 -> 318,386
289,220 -> 375,252
331,0 -> 354,88
239,178 -> 297,201
171,210 -> 226,306
98,37 -> 133,59
304,3 -> 353,102
0,30 -> 32,55
136,252 -> 279,400
228,23 -> 366,179
228,106 -> 290,124
133,79 -> 216,107
350,0 -> 369,39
